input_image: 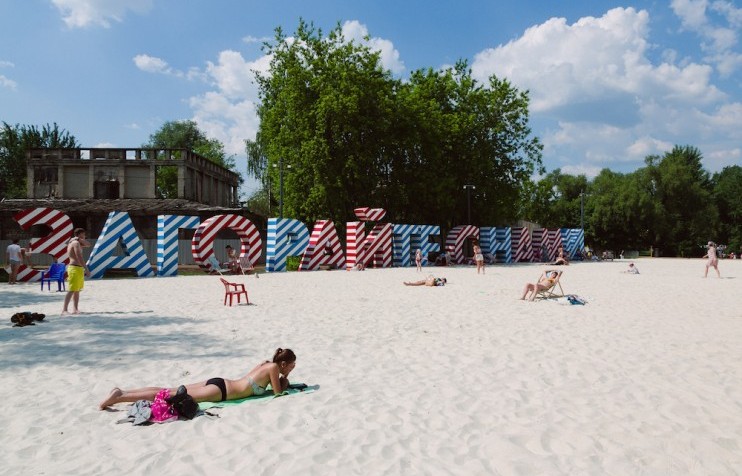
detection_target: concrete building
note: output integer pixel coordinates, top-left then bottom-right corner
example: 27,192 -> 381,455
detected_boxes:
26,147 -> 240,207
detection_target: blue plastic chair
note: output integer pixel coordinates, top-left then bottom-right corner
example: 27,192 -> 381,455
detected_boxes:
39,263 -> 67,292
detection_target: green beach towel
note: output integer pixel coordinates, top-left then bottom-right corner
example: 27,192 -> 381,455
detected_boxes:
198,383 -> 315,410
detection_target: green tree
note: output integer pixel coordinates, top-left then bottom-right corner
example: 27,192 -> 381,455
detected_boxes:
712,165 -> 742,252
0,122 -> 79,198
247,21 -> 542,228
646,146 -> 717,256
143,120 -> 239,198
522,169 -> 587,229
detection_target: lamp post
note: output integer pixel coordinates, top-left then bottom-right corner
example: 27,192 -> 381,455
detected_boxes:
580,191 -> 584,230
272,158 -> 292,218
463,184 -> 476,224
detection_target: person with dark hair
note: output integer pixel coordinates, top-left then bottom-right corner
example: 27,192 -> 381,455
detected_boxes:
404,275 -> 447,286
62,228 -> 91,314
99,348 -> 297,409
224,245 -> 239,273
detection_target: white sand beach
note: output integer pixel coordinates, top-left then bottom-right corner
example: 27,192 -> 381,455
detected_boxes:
1,258 -> 741,475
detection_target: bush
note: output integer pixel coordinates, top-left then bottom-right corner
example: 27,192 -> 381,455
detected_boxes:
286,256 -> 301,271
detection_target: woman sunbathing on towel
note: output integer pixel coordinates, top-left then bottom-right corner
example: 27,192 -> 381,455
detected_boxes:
404,275 -> 447,286
99,348 -> 296,410
520,271 -> 559,301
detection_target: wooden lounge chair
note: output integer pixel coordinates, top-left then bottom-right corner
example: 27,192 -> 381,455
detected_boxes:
206,255 -> 230,275
535,270 -> 564,300
238,255 -> 257,277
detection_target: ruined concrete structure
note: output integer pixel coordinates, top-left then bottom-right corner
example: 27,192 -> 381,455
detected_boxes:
26,148 -> 240,207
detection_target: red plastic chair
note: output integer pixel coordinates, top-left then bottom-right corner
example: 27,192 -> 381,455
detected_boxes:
220,278 -> 249,306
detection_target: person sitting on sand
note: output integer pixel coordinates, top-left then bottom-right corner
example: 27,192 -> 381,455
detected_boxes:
99,348 -> 296,410
552,247 -> 569,266
520,270 -> 559,301
623,263 -> 639,274
404,275 -> 447,286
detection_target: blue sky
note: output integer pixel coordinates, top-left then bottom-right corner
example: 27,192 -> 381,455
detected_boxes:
1,0 -> 740,199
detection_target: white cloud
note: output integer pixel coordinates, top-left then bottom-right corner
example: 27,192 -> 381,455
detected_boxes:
94,141 -> 116,148
124,122 -> 140,130
204,50 -> 270,101
671,0 -> 741,76
470,7 -> 738,174
0,75 -> 17,90
133,54 -> 172,74
341,20 -> 405,74
51,0 -> 153,28
243,35 -> 272,45
0,60 -> 14,68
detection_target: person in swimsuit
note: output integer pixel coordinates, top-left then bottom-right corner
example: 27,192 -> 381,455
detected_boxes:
520,270 -> 559,301
415,249 -> 422,272
703,241 -> 721,278
98,348 -> 297,410
5,238 -> 22,285
552,247 -> 569,266
473,240 -> 484,274
62,228 -> 91,315
404,275 -> 446,286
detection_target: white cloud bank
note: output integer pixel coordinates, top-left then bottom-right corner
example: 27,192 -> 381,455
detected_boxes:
471,7 -> 741,174
51,0 -> 153,28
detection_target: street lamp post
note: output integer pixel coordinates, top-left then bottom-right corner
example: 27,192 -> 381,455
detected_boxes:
463,184 -> 476,224
272,158 -> 292,218
580,192 -> 584,230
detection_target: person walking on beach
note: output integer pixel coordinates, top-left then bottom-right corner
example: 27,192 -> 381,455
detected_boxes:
415,248 -> 422,272
703,241 -> 721,278
62,228 -> 91,315
5,238 -> 22,285
99,348 -> 297,409
473,240 -> 484,274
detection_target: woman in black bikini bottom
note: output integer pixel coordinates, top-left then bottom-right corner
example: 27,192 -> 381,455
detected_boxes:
98,348 -> 297,409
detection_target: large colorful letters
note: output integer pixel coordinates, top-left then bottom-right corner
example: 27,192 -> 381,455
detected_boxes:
8,206 -> 584,278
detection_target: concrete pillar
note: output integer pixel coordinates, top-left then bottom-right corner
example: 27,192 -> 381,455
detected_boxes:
57,164 -> 64,198
118,164 -> 126,198
88,163 -> 95,198
177,163 -> 186,199
149,163 -> 156,198
26,163 -> 34,198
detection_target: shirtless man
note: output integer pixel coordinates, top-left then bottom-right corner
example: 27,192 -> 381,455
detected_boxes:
62,228 -> 91,315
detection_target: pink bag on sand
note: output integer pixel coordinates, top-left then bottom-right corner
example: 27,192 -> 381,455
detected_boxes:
150,388 -> 178,423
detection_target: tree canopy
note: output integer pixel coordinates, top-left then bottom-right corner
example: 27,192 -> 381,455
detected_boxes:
525,146 -> 735,256
0,122 -> 78,199
246,20 -> 543,228
142,120 -> 238,198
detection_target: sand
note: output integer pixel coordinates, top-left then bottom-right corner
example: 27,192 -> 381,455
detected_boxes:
1,258 -> 741,475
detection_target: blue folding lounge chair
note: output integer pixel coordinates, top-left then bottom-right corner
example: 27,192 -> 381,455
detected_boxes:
39,263 -> 67,292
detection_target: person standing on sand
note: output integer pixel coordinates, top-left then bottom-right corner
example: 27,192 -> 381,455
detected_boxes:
5,238 -> 22,285
473,240 -> 484,274
62,228 -> 91,315
415,249 -> 422,272
703,241 -> 721,278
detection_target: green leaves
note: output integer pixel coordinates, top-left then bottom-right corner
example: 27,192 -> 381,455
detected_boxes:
246,20 -> 542,228
0,122 -> 78,198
